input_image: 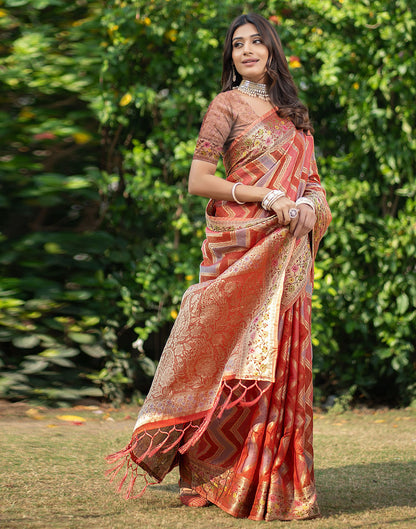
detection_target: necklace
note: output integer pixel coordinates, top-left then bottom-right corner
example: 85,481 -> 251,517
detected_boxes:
236,79 -> 270,101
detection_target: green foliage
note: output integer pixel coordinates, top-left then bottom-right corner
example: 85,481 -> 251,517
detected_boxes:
0,0 -> 415,405
327,385 -> 358,415
278,0 -> 416,405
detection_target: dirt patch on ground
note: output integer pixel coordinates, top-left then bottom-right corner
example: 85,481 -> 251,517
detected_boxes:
0,399 -> 33,419
0,399 -> 139,435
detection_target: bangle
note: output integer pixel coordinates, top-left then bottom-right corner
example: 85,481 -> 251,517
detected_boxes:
261,190 -> 285,211
296,197 -> 315,213
231,182 -> 245,204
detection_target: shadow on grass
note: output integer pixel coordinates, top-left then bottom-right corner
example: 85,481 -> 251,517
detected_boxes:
137,460 -> 416,516
152,482 -> 178,493
316,461 -> 416,516
344,518 -> 416,529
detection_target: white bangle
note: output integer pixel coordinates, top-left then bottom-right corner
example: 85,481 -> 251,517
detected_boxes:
231,182 -> 245,204
261,190 -> 285,211
296,197 -> 315,213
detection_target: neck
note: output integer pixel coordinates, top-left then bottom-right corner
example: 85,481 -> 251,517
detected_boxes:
236,79 -> 270,101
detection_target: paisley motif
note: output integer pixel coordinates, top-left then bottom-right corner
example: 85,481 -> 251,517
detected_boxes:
107,94 -> 331,521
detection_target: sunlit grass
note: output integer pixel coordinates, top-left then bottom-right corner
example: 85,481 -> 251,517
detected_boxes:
1,404 -> 415,528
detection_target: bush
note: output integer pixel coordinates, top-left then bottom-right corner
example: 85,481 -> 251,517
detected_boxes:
0,0 -> 414,406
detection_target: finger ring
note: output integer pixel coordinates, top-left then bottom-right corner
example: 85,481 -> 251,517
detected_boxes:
289,208 -> 298,219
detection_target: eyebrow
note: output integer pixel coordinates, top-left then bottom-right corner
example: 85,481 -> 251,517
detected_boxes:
232,33 -> 261,41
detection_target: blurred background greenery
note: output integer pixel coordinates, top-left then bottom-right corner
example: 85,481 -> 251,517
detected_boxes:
0,0 -> 415,407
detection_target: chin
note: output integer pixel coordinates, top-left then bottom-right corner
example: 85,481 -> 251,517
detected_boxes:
244,75 -> 267,83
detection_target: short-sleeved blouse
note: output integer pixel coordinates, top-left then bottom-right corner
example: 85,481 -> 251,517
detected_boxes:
193,90 -> 274,165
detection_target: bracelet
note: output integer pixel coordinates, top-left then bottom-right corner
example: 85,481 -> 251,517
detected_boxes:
231,182 -> 245,204
261,190 -> 285,211
296,197 -> 315,213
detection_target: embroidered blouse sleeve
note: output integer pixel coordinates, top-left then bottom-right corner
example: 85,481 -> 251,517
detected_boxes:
193,93 -> 234,165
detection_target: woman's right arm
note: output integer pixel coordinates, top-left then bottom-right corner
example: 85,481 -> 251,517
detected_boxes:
188,159 -> 269,203
188,94 -> 268,205
189,93 -> 295,224
188,159 -> 296,225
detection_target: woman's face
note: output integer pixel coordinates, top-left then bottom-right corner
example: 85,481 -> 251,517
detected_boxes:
231,23 -> 269,84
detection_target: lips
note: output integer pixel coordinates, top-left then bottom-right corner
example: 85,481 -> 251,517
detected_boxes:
242,59 -> 259,65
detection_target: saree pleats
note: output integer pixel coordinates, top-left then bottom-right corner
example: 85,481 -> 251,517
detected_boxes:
179,294 -> 318,521
106,109 -> 331,521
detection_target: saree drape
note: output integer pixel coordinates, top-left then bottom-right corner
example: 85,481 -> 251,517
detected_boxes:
107,107 -> 331,521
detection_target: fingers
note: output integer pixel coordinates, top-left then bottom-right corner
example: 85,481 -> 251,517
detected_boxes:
291,205 -> 316,238
281,207 -> 291,225
293,222 -> 308,239
271,200 -> 316,236
289,214 -> 299,234
271,198 -> 296,225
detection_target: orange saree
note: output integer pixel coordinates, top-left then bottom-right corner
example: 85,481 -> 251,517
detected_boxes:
107,92 -> 332,521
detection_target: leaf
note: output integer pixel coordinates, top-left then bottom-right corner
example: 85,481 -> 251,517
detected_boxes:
77,387 -> 104,397
46,357 -> 76,367
25,408 -> 45,420
56,415 -> 86,422
21,360 -> 49,374
81,344 -> 107,358
0,298 -> 25,309
12,335 -> 41,349
63,291 -> 93,301
396,293 -> 409,315
138,355 -> 156,377
39,347 -> 78,358
68,332 -> 96,345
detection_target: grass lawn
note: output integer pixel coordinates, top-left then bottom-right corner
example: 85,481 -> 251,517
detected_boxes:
0,402 -> 415,529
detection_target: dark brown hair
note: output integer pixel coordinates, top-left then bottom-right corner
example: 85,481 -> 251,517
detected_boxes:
221,13 -> 313,133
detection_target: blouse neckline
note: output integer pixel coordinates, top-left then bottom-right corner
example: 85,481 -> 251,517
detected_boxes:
225,91 -> 280,154
233,90 -> 278,119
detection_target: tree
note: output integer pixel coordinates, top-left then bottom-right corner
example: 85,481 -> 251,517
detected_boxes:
0,0 -> 414,406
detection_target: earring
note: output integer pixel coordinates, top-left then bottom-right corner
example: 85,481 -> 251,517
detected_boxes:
232,64 -> 236,83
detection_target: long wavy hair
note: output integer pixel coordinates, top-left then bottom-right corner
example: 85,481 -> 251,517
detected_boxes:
221,13 -> 313,133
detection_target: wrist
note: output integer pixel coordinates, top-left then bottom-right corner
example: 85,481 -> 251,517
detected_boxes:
296,197 -> 315,213
230,184 -> 273,204
262,190 -> 286,211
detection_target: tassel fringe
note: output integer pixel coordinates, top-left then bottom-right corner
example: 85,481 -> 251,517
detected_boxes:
106,378 -> 270,499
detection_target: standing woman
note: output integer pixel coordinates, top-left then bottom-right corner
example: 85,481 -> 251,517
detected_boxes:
107,13 -> 331,521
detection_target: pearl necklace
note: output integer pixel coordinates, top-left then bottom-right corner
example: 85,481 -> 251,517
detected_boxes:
236,79 -> 270,101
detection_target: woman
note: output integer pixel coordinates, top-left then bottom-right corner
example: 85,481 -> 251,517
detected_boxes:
107,13 -> 331,521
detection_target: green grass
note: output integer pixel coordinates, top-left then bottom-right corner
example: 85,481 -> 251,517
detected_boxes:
0,404 -> 415,528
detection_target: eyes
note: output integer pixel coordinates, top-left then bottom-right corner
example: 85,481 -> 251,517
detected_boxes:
233,38 -> 264,49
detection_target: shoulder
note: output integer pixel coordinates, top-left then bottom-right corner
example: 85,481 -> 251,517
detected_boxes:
210,89 -> 235,104
205,90 -> 238,115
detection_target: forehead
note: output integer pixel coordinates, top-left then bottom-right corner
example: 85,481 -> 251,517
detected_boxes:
232,23 -> 260,40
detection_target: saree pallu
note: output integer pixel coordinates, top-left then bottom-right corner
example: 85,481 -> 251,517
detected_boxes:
107,108 -> 332,521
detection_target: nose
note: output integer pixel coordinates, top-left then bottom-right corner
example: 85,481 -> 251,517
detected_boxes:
242,41 -> 253,54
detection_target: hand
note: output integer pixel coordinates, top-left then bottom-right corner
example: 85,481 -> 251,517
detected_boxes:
270,197 -> 297,226
289,204 -> 316,238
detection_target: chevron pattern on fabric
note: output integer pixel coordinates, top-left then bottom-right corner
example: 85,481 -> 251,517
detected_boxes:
106,97 -> 331,521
